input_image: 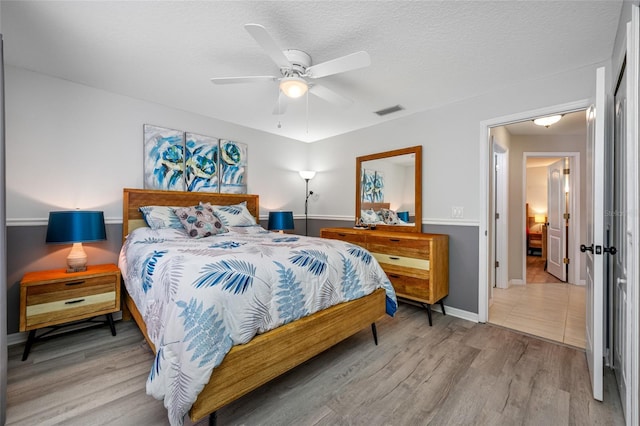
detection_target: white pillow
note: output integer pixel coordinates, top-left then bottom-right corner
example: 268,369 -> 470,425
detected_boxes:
210,202 -> 257,227
361,209 -> 381,224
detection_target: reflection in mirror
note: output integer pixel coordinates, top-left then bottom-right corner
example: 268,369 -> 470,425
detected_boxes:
356,146 -> 422,233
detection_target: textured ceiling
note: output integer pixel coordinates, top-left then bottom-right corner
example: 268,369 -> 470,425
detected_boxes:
1,1 -> 622,142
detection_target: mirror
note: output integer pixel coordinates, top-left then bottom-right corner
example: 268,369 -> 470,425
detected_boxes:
355,145 -> 422,233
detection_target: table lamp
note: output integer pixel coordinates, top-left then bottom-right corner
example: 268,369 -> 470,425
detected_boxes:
268,211 -> 294,234
46,210 -> 107,272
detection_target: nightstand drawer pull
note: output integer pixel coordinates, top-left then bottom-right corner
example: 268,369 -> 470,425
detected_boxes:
338,233 -> 347,236
65,281 -> 86,286
64,299 -> 85,305
389,256 -> 400,260
389,274 -> 400,278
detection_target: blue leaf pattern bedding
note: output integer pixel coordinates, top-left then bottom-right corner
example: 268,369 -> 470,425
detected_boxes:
118,226 -> 397,425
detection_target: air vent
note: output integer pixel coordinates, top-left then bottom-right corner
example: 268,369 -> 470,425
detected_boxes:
374,105 -> 404,116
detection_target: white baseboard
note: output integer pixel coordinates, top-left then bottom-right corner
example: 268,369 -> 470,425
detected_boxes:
399,299 -> 479,323
509,279 -> 525,285
7,311 -> 123,346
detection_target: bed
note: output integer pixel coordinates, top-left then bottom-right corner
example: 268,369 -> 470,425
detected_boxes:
119,188 -> 396,425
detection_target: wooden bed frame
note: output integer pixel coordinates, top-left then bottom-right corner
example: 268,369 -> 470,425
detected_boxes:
120,188 -> 387,423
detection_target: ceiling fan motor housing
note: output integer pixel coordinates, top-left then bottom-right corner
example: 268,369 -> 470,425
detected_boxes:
282,49 -> 311,76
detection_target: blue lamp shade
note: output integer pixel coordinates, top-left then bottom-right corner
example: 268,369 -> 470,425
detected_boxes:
268,211 -> 294,232
46,211 -> 106,273
46,211 -> 107,244
397,211 -> 410,222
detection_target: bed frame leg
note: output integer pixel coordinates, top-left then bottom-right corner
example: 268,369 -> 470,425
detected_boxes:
209,411 -> 217,426
371,323 -> 378,345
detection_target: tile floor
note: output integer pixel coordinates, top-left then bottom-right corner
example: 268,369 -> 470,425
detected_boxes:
489,256 -> 586,348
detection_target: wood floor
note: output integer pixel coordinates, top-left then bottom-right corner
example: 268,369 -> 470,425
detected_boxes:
6,304 -> 623,426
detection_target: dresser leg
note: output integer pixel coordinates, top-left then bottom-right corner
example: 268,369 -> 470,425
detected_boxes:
22,330 -> 36,361
107,313 -> 117,336
371,323 -> 378,345
439,300 -> 446,316
420,303 -> 433,326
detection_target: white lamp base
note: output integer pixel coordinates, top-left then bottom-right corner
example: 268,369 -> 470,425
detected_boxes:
66,242 -> 88,273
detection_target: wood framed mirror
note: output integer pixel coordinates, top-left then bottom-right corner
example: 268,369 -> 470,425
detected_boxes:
355,145 -> 422,233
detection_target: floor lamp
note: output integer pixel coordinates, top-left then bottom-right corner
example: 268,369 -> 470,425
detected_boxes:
299,170 -> 316,236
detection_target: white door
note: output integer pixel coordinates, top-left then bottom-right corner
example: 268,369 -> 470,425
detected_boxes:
546,158 -> 566,281
583,66 -> 606,401
613,58 -> 629,420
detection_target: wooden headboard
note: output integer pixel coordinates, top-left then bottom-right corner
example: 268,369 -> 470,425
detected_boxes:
122,188 -> 260,241
361,202 -> 391,211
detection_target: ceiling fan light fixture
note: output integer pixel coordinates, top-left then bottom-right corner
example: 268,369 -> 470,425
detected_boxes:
533,114 -> 563,127
280,76 -> 308,98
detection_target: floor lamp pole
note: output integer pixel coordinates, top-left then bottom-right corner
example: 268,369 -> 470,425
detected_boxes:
304,178 -> 310,236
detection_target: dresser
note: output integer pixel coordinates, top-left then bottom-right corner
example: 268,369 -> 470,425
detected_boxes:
321,228 -> 448,325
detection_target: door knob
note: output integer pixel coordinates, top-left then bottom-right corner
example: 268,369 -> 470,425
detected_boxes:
580,244 -> 594,253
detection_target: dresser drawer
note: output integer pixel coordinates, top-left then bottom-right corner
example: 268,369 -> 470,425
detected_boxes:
386,273 -> 431,302
371,252 -> 429,271
321,229 -> 367,245
24,275 -> 118,328
367,234 -> 429,258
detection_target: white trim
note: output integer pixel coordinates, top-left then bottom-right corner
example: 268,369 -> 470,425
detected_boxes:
626,7 -> 640,425
509,279 -> 525,286
429,304 -> 479,323
479,99 -> 591,323
7,217 -> 123,226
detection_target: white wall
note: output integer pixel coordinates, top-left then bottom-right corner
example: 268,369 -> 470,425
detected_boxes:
526,165 -> 549,217
310,62 -> 603,228
5,66 -> 308,223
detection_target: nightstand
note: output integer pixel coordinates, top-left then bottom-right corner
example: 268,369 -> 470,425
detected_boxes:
19,263 -> 121,361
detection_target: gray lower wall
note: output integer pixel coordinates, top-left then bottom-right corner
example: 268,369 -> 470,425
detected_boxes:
6,220 -> 479,334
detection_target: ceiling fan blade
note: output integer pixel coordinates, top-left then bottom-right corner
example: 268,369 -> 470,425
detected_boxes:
306,51 -> 370,79
309,84 -> 353,108
272,91 -> 288,115
244,24 -> 292,69
210,76 -> 277,85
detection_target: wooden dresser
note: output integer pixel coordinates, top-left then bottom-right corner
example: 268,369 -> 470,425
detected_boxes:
321,227 -> 448,325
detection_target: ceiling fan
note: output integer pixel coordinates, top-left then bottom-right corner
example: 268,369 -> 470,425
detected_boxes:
210,24 -> 371,114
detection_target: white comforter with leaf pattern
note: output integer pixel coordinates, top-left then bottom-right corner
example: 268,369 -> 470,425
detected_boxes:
118,225 -> 397,425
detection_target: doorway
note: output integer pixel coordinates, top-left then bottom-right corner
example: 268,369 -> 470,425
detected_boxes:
484,110 -> 587,347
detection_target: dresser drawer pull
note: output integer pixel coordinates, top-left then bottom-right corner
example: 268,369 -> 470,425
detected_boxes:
338,233 -> 347,236
389,274 -> 400,278
389,239 -> 401,242
389,256 -> 400,260
64,299 -> 85,305
65,280 -> 85,286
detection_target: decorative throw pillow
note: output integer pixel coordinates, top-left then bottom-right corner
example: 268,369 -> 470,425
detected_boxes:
380,208 -> 400,225
174,204 -> 228,238
211,202 -> 257,227
361,209 -> 380,224
139,206 -> 183,230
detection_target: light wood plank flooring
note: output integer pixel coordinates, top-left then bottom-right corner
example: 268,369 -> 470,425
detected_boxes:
7,304 -> 622,425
